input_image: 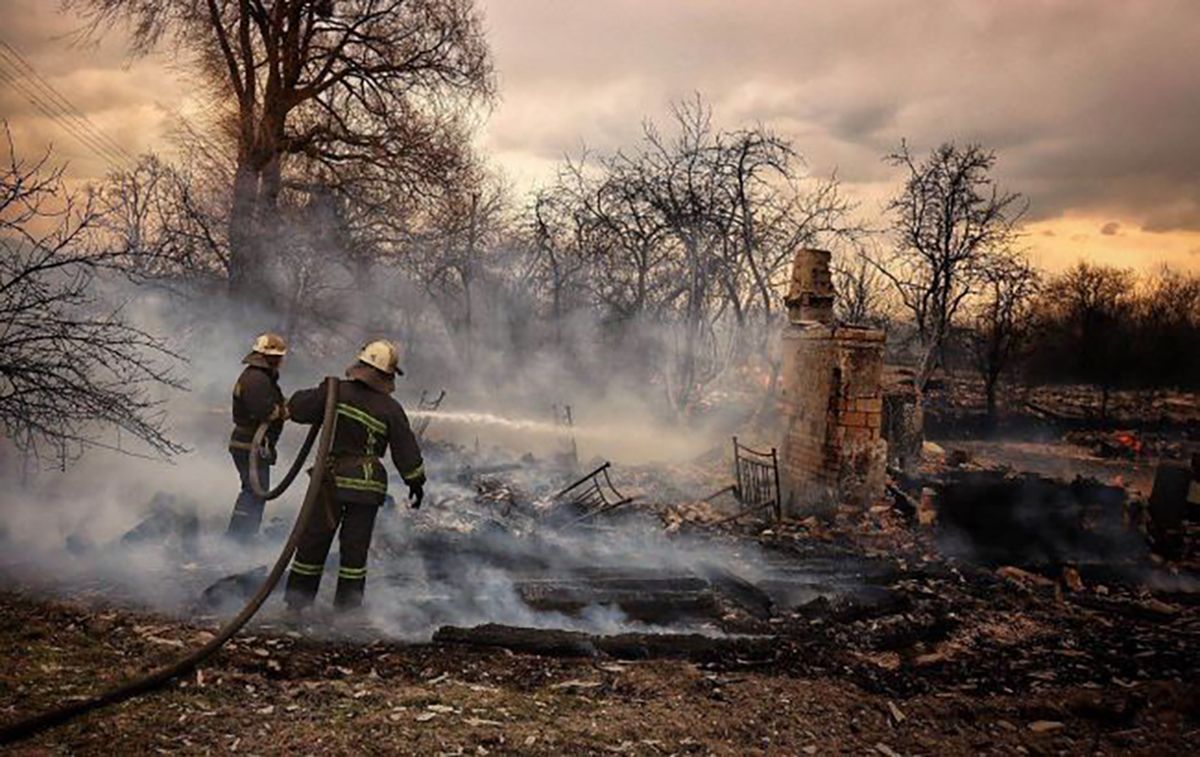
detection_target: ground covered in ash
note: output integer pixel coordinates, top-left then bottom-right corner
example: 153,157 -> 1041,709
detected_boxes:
1,542 -> 1197,755
2,438 -> 1199,754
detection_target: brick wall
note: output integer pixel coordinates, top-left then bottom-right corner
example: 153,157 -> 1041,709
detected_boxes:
777,323 -> 887,517
881,365 -> 922,475
784,248 -> 835,323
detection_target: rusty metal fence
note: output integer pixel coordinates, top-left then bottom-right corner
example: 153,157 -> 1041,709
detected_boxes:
733,437 -> 782,522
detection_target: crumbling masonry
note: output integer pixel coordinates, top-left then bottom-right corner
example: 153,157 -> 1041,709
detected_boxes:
776,249 -> 887,516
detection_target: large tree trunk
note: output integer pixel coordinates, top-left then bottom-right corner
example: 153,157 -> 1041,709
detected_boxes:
227,108 -> 287,302
984,374 -> 999,429
227,163 -> 261,296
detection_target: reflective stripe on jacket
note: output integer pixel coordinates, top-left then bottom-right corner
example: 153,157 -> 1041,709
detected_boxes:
230,363 -> 284,453
287,378 -> 425,504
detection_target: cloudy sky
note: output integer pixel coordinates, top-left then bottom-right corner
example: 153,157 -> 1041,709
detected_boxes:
2,0 -> 1198,271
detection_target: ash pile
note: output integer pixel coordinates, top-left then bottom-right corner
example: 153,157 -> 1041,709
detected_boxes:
334,441 -> 904,662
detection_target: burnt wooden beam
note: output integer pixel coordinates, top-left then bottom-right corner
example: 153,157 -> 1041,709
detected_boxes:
515,578 -> 719,623
433,623 -> 777,663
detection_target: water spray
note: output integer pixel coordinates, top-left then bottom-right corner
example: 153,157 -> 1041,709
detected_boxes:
408,409 -> 566,435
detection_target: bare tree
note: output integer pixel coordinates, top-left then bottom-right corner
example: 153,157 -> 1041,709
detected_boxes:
402,166 -> 510,365
1133,266 -> 1200,392
274,184 -> 360,349
873,141 -> 1026,390
968,250 -> 1040,424
1038,262 -> 1135,420
526,97 -> 860,416
631,100 -> 730,414
100,154 -> 231,288
528,182 -> 602,343
74,0 -> 496,297
0,131 -> 185,463
832,247 -> 891,326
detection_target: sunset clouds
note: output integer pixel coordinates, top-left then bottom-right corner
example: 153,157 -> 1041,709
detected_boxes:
2,0 -> 1198,270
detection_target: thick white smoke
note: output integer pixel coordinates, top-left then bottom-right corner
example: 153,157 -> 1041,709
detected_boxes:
0,273 -> 772,641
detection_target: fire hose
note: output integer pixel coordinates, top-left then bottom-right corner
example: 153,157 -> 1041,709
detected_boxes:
0,377 -> 340,746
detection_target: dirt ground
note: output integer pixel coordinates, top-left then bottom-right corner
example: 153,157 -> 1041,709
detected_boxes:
2,538 -> 1197,756
2,381 -> 1198,755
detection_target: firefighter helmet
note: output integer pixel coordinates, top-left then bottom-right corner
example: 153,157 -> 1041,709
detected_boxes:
357,339 -> 401,376
252,332 -> 288,356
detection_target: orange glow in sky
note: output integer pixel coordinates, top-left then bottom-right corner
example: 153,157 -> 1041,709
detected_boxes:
2,0 -> 1198,274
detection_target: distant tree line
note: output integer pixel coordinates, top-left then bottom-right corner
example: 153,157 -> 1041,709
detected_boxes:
843,140 -> 1200,425
928,261 -> 1200,423
1025,263 -> 1200,417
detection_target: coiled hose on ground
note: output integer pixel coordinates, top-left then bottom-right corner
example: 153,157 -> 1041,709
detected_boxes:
0,377 -> 340,746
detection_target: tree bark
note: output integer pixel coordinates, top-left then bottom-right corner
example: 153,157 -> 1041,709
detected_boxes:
227,162 -> 260,295
984,375 -> 999,429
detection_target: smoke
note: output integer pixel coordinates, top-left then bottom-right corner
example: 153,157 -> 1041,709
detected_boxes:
0,258 -> 775,641
359,476 -> 753,640
0,435 -> 777,641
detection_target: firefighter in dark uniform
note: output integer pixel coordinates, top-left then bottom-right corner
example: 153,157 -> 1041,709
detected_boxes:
284,339 -> 425,611
227,333 -> 288,541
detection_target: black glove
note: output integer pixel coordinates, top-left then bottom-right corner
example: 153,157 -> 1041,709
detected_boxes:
408,482 -> 424,509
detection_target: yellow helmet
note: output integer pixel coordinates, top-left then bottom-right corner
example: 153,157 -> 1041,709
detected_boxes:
252,332 -> 288,356
357,339 -> 402,376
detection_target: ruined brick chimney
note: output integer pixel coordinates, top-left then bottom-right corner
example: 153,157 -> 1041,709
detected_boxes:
784,247 -> 835,323
776,249 -> 887,516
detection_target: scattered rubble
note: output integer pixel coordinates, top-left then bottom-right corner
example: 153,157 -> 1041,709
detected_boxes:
4,585 -> 1195,753
119,493 -> 200,552
2,370 -> 1198,752
433,623 -> 776,663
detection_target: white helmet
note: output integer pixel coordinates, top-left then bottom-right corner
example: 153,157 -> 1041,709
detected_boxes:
252,332 -> 288,356
357,339 -> 401,375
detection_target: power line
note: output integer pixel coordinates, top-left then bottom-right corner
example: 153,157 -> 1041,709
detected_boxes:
0,46 -> 129,167
0,39 -> 134,164
0,62 -> 128,169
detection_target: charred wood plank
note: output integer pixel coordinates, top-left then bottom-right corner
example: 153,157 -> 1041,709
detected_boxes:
697,565 -> 775,620
433,624 -> 599,658
557,571 -> 710,592
596,631 -> 775,662
514,579 -> 719,623
795,586 -> 911,622
433,623 -> 776,663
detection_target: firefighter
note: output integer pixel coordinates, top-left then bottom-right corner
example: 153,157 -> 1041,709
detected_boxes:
227,332 -> 289,541
284,339 -> 425,611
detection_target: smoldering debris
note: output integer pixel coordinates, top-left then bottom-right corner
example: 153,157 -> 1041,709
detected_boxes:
930,470 -> 1145,568
197,565 -> 267,612
514,573 -> 719,624
7,412 -> 1192,681
0,438 -> 906,653
120,493 -> 200,554
359,447 -> 792,640
433,623 -> 777,663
